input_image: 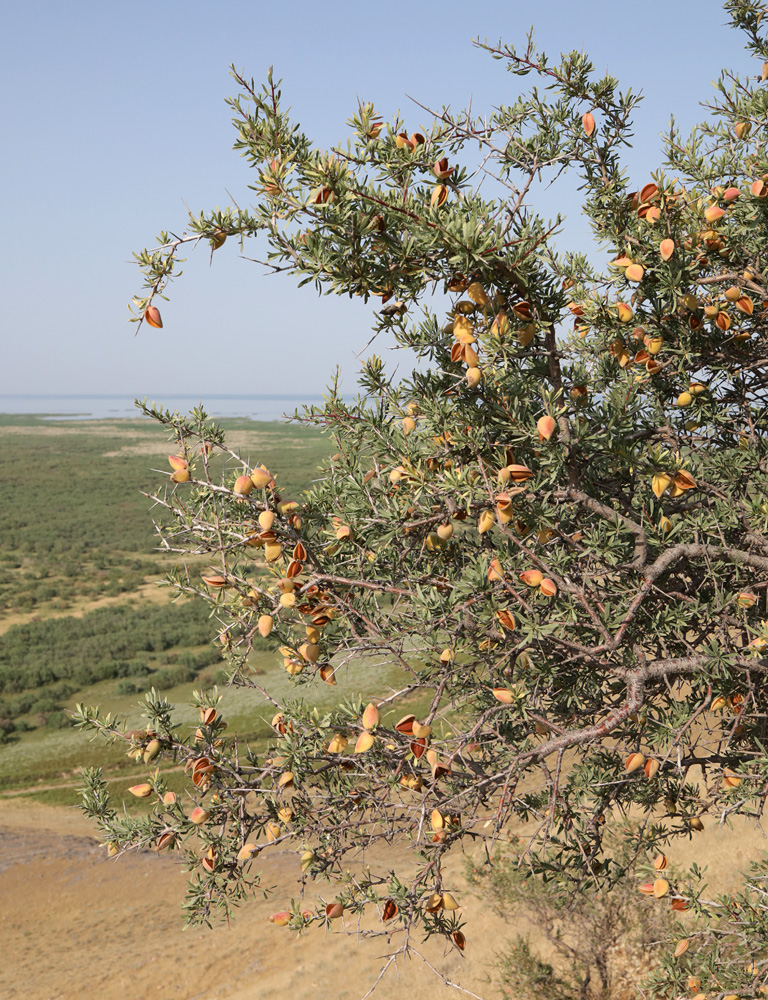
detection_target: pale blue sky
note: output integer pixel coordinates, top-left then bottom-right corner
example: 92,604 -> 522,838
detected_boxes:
0,1 -> 753,398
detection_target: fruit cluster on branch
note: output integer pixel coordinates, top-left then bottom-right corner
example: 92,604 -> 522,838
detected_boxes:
79,2 -> 768,993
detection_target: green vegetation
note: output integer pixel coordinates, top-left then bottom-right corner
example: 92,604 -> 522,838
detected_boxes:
0,413 -> 331,783
0,413 -> 328,615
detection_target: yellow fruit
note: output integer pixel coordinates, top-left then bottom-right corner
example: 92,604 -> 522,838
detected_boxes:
264,541 -> 282,562
646,336 -> 663,355
477,510 -> 495,534
651,472 -> 673,498
250,466 -> 272,489
467,282 -> 490,308
327,733 -> 349,754
258,510 -> 275,530
354,731 -> 375,753
466,366 -> 482,388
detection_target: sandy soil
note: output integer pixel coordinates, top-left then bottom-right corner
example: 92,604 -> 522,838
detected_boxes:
0,799 -> 510,1000
1,797 -> 765,1000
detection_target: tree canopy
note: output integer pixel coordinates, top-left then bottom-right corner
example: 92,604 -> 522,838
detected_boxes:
79,1 -> 768,994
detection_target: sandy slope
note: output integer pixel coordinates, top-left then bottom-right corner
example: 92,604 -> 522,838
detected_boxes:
1,797 -> 765,1000
0,800 -> 510,1000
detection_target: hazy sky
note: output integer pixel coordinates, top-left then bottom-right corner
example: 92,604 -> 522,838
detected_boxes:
0,1 -> 755,399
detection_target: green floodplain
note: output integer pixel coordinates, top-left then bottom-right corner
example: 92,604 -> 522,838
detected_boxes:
0,411 -> 412,808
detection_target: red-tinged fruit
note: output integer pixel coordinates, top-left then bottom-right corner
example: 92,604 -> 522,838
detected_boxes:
626,752 -> 646,773
537,415 -> 556,441
144,305 -> 163,328
268,911 -> 291,926
660,239 -> 675,261
582,112 -> 595,137
362,703 -> 381,730
395,714 -> 415,734
128,783 -> 152,798
434,156 -> 454,179
644,758 -> 660,779
234,475 -> 253,496
250,466 -> 272,489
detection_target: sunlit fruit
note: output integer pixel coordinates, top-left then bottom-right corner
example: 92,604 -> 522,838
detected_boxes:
250,466 -> 272,489
354,731 -> 375,753
362,703 -> 381,729
233,474 -> 253,496
327,733 -> 348,754
128,783 -> 152,798
660,239 -> 675,260
653,878 -> 669,898
493,688 -> 515,704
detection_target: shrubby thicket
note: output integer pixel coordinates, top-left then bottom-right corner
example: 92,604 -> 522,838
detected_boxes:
78,2 -> 768,993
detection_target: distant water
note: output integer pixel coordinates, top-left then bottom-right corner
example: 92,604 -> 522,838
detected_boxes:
0,394 -> 332,423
